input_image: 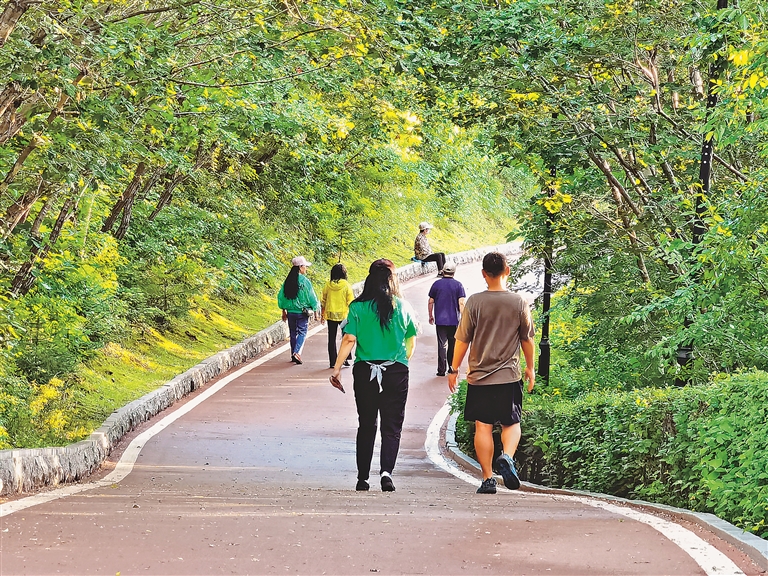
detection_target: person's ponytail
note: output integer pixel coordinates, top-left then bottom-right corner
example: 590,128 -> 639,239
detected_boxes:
283,266 -> 301,300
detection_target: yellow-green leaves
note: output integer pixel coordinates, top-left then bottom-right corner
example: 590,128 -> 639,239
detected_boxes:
538,190 -> 573,214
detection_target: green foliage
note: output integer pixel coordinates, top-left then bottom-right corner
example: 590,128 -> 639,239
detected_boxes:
0,0 -> 523,448
448,378 -> 474,455
3,236 -> 126,382
0,372 -> 80,448
0,374 -> 35,448
473,372 -> 767,539
528,285 -> 669,396
3,4 -> 765,544
398,0 -> 768,384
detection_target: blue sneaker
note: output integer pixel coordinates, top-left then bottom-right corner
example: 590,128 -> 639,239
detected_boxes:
495,454 -> 520,490
476,477 -> 497,494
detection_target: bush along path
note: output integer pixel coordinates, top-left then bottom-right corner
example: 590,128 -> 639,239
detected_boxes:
451,372 -> 768,541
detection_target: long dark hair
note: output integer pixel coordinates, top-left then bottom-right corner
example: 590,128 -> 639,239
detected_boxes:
283,266 -> 301,299
330,263 -> 347,281
353,259 -> 400,329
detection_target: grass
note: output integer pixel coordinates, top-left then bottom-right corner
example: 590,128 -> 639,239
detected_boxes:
73,291 -> 279,434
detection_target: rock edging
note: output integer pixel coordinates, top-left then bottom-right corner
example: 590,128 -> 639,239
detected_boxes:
0,242 -> 520,497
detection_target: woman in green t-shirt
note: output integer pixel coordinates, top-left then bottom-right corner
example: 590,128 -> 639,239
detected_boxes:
277,256 -> 319,365
330,259 -> 418,492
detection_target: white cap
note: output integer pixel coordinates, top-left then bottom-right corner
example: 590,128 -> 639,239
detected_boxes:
291,256 -> 311,267
419,222 -> 433,231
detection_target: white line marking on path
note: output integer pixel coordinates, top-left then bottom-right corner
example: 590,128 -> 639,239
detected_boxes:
0,325 -> 326,518
424,402 -> 745,576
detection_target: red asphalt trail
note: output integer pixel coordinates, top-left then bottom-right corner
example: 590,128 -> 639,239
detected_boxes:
0,260 -> 762,575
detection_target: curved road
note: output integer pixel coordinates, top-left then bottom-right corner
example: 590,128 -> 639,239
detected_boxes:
0,260 -> 761,575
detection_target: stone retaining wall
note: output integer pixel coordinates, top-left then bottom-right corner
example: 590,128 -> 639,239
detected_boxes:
0,242 -> 520,496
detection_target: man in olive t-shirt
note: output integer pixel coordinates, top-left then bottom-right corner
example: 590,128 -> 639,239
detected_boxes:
448,252 -> 535,494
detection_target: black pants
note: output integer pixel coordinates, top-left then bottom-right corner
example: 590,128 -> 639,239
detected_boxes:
422,252 -> 446,272
353,361 -> 409,480
327,320 -> 351,367
435,324 -> 457,375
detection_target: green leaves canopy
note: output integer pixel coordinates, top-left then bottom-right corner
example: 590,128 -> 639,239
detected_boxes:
397,0 -> 768,384
0,0 -> 522,446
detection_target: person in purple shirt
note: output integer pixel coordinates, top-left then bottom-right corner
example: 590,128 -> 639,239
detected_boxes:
428,261 -> 466,376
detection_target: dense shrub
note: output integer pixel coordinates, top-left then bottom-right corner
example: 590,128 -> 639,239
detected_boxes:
448,379 -> 473,455
0,373 -> 78,448
451,371 -> 768,538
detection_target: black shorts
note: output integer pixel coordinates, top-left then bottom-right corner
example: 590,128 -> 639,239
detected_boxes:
464,380 -> 523,426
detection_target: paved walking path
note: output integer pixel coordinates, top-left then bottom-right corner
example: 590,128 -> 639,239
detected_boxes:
0,261 -> 762,575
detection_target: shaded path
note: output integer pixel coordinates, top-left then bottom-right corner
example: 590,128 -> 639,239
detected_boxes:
0,261 -> 759,575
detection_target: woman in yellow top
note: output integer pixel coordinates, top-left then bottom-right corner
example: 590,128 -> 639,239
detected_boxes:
321,263 -> 355,368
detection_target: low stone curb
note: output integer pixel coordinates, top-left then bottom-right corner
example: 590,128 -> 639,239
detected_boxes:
0,320 -> 289,497
0,242 -> 520,497
444,412 -> 768,571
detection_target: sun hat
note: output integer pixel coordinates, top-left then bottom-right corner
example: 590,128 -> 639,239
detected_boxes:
291,256 -> 311,267
419,222 -> 433,231
442,262 -> 457,276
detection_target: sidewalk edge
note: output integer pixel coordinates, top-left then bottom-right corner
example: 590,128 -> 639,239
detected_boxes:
443,411 -> 768,571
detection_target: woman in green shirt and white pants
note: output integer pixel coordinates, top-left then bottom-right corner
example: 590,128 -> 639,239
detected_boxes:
330,259 -> 418,492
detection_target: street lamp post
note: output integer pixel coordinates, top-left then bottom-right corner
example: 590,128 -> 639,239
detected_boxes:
537,164 -> 556,386
676,0 -> 728,385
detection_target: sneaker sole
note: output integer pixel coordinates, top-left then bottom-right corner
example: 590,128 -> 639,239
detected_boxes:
496,457 -> 521,490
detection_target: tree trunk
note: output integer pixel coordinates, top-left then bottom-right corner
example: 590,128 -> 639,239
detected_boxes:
0,81 -> 19,118
587,148 -> 681,277
0,0 -> 37,47
114,190 -> 137,241
29,187 -> 56,237
0,91 -> 41,145
101,161 -> 146,234
11,195 -> 76,296
586,148 -> 644,220
253,147 -> 278,174
0,71 -> 84,194
148,171 -> 185,220
0,178 -> 45,239
0,136 -> 39,196
147,142 -> 209,221
609,185 -> 651,284
139,166 -> 165,198
660,159 -> 680,192
110,166 -> 163,240
604,141 -> 682,238
0,26 -> 47,143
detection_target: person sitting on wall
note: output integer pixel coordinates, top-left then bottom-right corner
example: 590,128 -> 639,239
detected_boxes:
414,222 -> 446,276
